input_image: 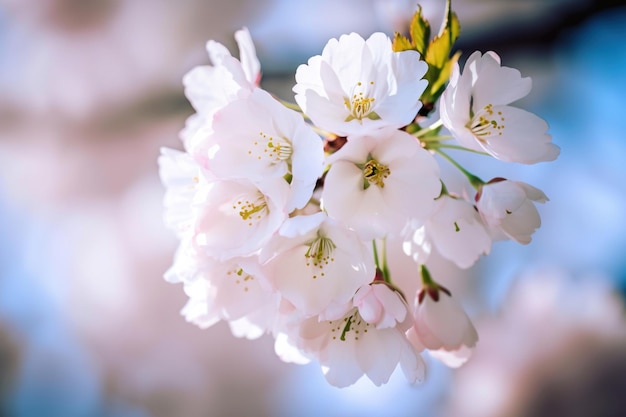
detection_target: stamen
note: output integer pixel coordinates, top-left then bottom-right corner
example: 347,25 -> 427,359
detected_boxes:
304,234 -> 336,269
248,131 -> 293,163
344,81 -> 379,121
469,103 -> 505,139
363,159 -> 391,188
227,267 -> 254,292
233,193 -> 268,226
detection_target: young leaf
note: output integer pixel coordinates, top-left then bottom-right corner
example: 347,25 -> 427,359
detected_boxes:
392,32 -> 413,52
425,11 -> 460,69
409,6 -> 431,56
430,50 -> 461,97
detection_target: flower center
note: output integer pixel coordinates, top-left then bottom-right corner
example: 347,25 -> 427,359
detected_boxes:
344,81 -> 380,122
226,267 -> 255,293
304,233 -> 336,279
233,194 -> 268,226
362,159 -> 390,189
328,310 -> 371,342
468,103 -> 505,140
248,131 -> 293,163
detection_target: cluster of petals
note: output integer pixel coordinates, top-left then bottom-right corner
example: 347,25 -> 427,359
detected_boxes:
294,32 -> 428,136
157,23 -> 558,388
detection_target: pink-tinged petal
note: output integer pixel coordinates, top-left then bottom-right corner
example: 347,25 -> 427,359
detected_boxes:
400,342 -> 426,383
415,292 -> 478,351
323,347 -> 363,388
429,344 -> 474,368
356,329 -> 402,386
274,333 -> 311,365
477,180 -> 547,244
354,287 -> 383,324
372,284 -> 408,328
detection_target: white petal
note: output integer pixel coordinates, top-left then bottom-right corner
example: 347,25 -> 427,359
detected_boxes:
471,51 -> 532,108
477,105 -> 560,164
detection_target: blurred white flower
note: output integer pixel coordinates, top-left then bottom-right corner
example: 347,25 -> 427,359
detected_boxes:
440,51 -> 559,164
206,88 -> 324,212
322,128 -> 440,239
477,179 -> 548,244
293,32 -> 427,136
157,147 -> 210,238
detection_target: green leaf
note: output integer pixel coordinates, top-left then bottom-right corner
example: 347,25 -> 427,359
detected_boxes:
392,32 -> 413,52
430,50 -> 461,97
409,6 -> 431,56
425,0 -> 460,69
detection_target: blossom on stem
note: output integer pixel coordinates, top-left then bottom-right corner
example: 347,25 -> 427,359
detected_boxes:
206,88 -> 324,212
293,32 -> 427,136
322,128 -> 440,239
410,273 -> 478,367
181,27 -> 261,154
440,51 -> 559,164
476,178 -> 548,244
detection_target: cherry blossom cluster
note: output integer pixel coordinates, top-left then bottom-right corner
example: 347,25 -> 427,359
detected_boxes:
158,3 -> 558,387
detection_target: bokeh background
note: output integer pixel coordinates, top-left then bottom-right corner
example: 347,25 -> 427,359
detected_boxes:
1,0 -> 625,416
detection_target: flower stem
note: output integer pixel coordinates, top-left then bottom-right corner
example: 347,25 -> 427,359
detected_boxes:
435,149 -> 485,189
372,240 -> 380,271
372,240 -> 391,284
419,264 -> 434,286
428,142 -> 490,156
413,119 -> 443,138
381,238 -> 391,284
279,99 -> 302,112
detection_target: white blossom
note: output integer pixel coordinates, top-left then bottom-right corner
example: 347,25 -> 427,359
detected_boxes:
294,32 -> 427,136
440,51 -> 559,164
206,88 -> 324,212
193,177 -> 289,260
322,128 -> 440,239
476,179 -> 548,244
261,213 -> 374,318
